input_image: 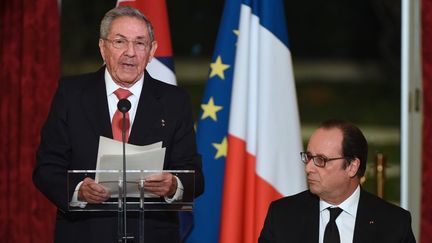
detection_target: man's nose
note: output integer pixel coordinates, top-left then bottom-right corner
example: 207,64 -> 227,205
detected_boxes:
304,158 -> 315,173
124,41 -> 137,55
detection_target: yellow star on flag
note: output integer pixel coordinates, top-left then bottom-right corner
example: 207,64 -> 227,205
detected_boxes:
201,97 -> 223,121
233,29 -> 240,46
209,56 -> 230,80
212,137 -> 227,159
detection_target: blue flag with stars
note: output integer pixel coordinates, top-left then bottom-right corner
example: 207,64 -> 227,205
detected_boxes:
184,0 -> 241,242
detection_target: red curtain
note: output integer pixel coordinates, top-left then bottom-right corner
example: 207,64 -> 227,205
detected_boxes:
422,0 -> 432,242
0,0 -> 59,242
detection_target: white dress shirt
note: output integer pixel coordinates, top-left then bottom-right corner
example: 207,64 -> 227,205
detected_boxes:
105,71 -> 142,132
319,185 -> 360,243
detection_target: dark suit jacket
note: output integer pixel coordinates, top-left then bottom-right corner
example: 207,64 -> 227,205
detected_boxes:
33,67 -> 204,243
259,189 -> 416,243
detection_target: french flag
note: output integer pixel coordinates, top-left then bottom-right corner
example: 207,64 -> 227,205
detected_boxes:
187,0 -> 307,242
117,0 -> 176,85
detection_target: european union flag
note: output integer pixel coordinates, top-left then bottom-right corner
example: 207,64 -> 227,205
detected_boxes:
185,0 -> 305,242
184,0 -> 241,242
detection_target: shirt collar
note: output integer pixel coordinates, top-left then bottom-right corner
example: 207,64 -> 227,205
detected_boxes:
319,185 -> 360,217
104,69 -> 144,97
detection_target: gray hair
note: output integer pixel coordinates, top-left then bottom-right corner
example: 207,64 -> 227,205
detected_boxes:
100,6 -> 155,42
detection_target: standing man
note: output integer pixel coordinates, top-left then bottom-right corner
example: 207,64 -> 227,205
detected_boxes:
33,6 -> 204,243
259,119 -> 415,243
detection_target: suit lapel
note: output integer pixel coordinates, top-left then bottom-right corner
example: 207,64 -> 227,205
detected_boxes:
80,68 -> 112,139
304,191 -> 320,243
78,69 -> 166,144
353,189 -> 377,243
129,72 -> 165,146
311,194 -> 320,243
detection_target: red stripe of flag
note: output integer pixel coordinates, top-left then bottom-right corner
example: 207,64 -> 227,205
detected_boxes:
118,0 -> 173,56
219,135 -> 284,242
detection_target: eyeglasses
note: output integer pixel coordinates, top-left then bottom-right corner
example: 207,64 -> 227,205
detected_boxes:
103,38 -> 150,51
300,152 -> 348,168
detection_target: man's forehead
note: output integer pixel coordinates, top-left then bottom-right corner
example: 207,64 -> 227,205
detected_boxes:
307,128 -> 343,150
109,17 -> 148,35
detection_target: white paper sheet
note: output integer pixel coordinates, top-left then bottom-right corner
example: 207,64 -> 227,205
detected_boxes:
95,136 -> 165,198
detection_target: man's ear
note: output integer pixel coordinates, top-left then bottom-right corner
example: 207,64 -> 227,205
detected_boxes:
99,39 -> 106,62
147,40 -> 158,63
348,158 -> 360,178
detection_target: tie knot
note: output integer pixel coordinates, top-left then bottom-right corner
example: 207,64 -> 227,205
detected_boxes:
328,207 -> 343,221
114,88 -> 132,100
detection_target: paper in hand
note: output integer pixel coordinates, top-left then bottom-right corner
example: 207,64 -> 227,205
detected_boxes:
95,136 -> 165,198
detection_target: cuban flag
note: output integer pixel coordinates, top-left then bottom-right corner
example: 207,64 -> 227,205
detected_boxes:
186,0 -> 306,242
117,0 -> 176,85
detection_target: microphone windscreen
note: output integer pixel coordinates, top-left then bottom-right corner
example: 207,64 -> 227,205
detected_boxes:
117,99 -> 131,113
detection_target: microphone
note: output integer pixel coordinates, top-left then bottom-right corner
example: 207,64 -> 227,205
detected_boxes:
117,98 -> 131,243
117,99 -> 131,113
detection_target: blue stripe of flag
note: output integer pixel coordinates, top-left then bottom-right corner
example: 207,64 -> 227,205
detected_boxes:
184,0 -> 242,242
242,0 -> 289,47
155,56 -> 176,73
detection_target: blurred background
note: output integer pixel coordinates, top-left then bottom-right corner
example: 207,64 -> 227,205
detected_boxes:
61,0 -> 402,203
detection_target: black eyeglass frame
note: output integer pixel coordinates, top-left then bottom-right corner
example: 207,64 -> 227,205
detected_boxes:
300,151 -> 351,168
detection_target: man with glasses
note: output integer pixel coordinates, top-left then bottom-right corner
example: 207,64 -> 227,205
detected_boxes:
33,6 -> 204,243
259,119 -> 415,243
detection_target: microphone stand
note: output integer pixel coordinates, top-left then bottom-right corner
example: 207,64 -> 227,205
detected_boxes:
121,111 -> 128,243
118,99 -> 131,243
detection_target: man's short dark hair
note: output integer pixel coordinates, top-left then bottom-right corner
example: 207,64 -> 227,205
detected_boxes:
319,119 -> 368,177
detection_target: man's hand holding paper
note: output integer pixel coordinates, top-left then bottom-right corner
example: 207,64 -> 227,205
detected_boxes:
78,177 -> 111,203
144,172 -> 178,197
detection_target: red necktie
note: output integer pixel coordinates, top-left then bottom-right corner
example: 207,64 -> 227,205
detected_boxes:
112,88 -> 132,142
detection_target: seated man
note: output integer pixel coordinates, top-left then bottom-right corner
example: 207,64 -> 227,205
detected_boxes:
259,119 -> 415,243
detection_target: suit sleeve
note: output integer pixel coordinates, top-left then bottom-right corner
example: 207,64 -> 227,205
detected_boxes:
401,211 -> 417,243
165,90 -> 204,200
33,80 -> 73,212
259,201 -> 276,243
